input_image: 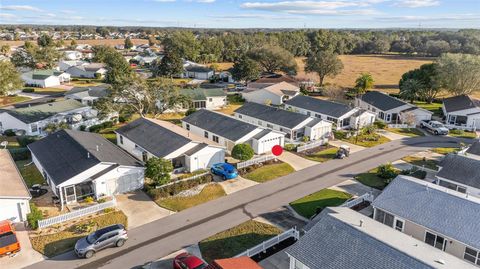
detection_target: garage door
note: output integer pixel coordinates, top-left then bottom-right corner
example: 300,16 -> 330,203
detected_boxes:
106,173 -> 143,195
259,137 -> 282,154
0,204 -> 21,222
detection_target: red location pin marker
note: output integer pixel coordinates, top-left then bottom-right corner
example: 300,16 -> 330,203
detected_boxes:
272,145 -> 283,156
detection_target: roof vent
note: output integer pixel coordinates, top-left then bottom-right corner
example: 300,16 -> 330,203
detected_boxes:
87,152 -> 90,159
96,145 -> 99,151
359,220 -> 363,227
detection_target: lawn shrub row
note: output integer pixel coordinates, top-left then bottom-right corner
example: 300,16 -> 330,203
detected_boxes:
145,174 -> 214,200
88,121 -> 114,133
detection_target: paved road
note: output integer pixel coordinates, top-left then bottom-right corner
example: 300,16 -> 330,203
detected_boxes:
25,136 -> 462,269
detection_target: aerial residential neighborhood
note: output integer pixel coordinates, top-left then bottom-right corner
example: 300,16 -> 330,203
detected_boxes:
1,1 -> 480,269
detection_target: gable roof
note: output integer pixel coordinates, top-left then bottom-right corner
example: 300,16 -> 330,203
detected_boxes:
437,153 -> 480,188
246,81 -> 299,97
182,109 -> 258,141
0,150 -> 30,199
466,141 -> 480,156
4,99 -> 86,124
359,91 -> 409,111
443,95 -> 480,113
185,65 -> 213,73
28,129 -> 142,186
66,85 -> 110,99
180,88 -> 226,101
212,257 -> 262,269
287,207 -> 474,269
372,175 -> 480,250
254,74 -> 299,85
24,69 -> 63,80
235,102 -> 310,129
286,95 -> 354,119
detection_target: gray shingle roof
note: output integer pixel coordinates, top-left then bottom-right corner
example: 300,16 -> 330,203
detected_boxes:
443,95 -> 480,113
466,141 -> 480,156
67,84 -> 110,98
437,153 -> 480,189
235,102 -> 309,129
116,118 -> 191,158
286,95 -> 353,119
359,91 -> 408,111
287,208 -> 433,269
5,99 -> 86,124
372,175 -> 480,250
28,130 -> 142,186
182,109 -> 258,142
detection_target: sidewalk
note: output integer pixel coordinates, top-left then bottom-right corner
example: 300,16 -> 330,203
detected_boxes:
218,176 -> 258,195
328,140 -> 366,153
377,129 -> 409,140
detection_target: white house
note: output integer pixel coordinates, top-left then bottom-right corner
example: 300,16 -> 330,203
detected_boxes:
63,50 -> 83,60
28,130 -> 144,209
234,102 -> 332,142
182,61 -> 214,80
22,69 -> 71,88
65,85 -> 110,106
0,150 -> 31,223
285,95 -> 376,130
242,82 -> 300,106
115,118 -> 225,173
181,88 -> 227,110
356,91 -> 432,125
0,99 -> 105,136
58,60 -> 87,72
182,109 -> 285,154
442,95 -> 480,130
65,63 -> 107,79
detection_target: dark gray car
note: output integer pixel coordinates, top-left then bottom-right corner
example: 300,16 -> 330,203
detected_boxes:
74,224 -> 128,259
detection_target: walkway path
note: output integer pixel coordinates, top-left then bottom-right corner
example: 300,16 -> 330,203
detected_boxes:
276,151 -> 317,171
328,140 -> 366,153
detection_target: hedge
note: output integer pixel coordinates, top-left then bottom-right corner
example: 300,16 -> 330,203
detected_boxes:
89,121 -> 114,133
145,174 -> 213,200
22,88 -> 35,93
27,203 -> 43,230
9,148 -> 30,161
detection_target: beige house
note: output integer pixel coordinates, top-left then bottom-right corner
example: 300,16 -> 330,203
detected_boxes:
242,82 -> 300,106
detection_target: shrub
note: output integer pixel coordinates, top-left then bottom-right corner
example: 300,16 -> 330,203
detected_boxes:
401,168 -> 427,179
79,125 -> 86,131
146,174 -> 214,200
9,148 -> 30,161
17,136 -> 38,147
332,130 -> 346,140
146,157 -> 174,186
3,129 -> 16,136
284,144 -> 297,151
72,221 -> 95,234
97,198 -> 107,203
71,78 -> 79,81
89,121 -> 114,133
185,108 -> 197,116
27,203 -> 43,230
22,88 -> 35,93
373,121 -> 387,129
302,136 -> 310,143
94,73 -> 102,79
103,208 -> 115,214
231,144 -> 254,161
84,196 -> 94,203
376,163 -> 398,179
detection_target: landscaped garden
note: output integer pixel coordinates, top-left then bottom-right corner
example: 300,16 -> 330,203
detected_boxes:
448,129 -> 477,139
241,162 -> 295,183
199,220 -> 281,264
289,189 -> 352,219
355,163 -> 399,190
297,145 -> 338,163
155,184 -> 226,212
334,127 -> 391,148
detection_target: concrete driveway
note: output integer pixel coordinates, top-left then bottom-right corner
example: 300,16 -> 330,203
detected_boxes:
138,245 -> 202,269
116,191 -> 174,229
218,176 -> 258,195
255,206 -> 307,231
0,223 -> 44,269
330,179 -> 381,197
377,129 -> 409,140
276,151 -> 316,171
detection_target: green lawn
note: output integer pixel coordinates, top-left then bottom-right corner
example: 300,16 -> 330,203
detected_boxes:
355,168 -> 390,190
27,87 -> 67,95
303,147 -> 338,162
0,95 -> 31,107
401,156 -> 439,170
289,189 -> 352,219
30,211 -> 127,258
156,184 -> 226,211
414,101 -> 443,117
0,136 -> 21,149
431,147 -> 460,155
199,220 -> 281,264
15,160 -> 45,187
448,129 -> 477,139
387,128 -> 425,137
344,134 -> 391,147
243,162 -> 295,183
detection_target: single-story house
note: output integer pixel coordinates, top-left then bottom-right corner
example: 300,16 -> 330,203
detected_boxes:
182,109 -> 285,154
28,130 -> 144,209
181,88 -> 227,110
22,69 -> 71,88
0,150 -> 31,223
254,74 -> 299,86
65,63 -> 107,79
115,118 -> 225,173
234,102 -> 332,142
0,99 -> 103,136
285,95 -> 376,130
372,175 -> 480,266
356,91 -> 432,125
442,95 -> 480,130
133,54 -> 159,66
58,60 -> 87,72
459,140 -> 480,160
63,50 -> 83,60
286,206 -> 475,269
242,82 -> 300,106
65,85 -> 110,106
183,61 -> 214,80
435,153 -> 480,197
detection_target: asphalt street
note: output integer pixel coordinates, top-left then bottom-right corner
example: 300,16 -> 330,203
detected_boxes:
25,136 -> 462,269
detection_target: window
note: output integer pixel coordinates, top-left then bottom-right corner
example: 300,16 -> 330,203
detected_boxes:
186,124 -> 190,131
212,135 -> 219,143
379,112 -> 385,120
374,209 -> 394,227
395,219 -> 404,232
238,115 -> 242,119
204,131 -> 208,138
209,98 -> 212,102
326,117 -> 336,122
31,123 -> 38,133
372,108 -> 376,112
119,135 -> 124,145
315,114 -> 321,118
307,111 -> 311,116
267,124 -> 273,129
464,247 -> 480,265
439,180 -> 468,193
386,114 -> 391,122
425,231 -> 447,251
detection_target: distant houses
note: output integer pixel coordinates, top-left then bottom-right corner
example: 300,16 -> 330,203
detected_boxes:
242,82 -> 300,106
65,63 -> 107,79
182,61 -> 214,80
21,69 -> 71,88
442,95 -> 480,130
64,85 -> 110,106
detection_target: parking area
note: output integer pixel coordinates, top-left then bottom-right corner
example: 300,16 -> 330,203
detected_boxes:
0,223 -> 45,269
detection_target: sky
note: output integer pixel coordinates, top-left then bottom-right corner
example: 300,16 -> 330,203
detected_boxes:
0,0 -> 479,29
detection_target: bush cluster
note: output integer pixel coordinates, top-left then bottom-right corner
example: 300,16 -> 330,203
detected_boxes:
3,129 -> 16,136
231,144 -> 254,161
9,148 -> 30,161
284,144 -> 297,151
89,121 -> 114,133
27,203 -> 43,230
22,88 -> 35,93
17,136 -> 38,147
376,163 -> 398,180
145,174 -> 213,200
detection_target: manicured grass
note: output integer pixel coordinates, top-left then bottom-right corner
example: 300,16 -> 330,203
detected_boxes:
343,134 -> 391,147
448,129 -> 477,139
243,163 -> 295,183
29,87 -> 68,94
303,147 -> 338,162
0,95 -> 31,107
289,189 -> 352,219
156,184 -> 226,212
0,136 -> 21,149
30,211 -> 127,258
216,104 -> 242,116
401,156 -> 439,170
199,220 -> 281,263
156,112 -> 185,126
414,101 -> 443,117
387,128 -> 425,137
15,159 -> 45,187
355,168 -> 389,190
431,147 -> 460,155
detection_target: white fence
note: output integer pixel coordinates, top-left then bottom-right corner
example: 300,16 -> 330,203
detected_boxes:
37,198 -> 117,229
237,155 -> 276,169
444,124 -> 475,131
235,227 -> 300,258
296,139 -> 327,153
156,172 -> 210,189
387,124 -> 415,128
341,193 -> 374,208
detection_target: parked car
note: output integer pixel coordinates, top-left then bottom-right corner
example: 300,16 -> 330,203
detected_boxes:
74,224 -> 127,259
173,253 -> 208,269
0,220 -> 20,257
29,184 -> 48,198
420,120 -> 449,135
210,163 -> 238,180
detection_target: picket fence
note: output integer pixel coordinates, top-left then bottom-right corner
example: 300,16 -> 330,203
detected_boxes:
237,155 -> 276,169
235,227 -> 299,258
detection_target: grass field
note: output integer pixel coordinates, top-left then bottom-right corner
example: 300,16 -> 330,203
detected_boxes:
243,162 -> 295,183
355,168 -> 392,190
344,134 -> 391,147
15,160 -> 45,187
387,128 -> 425,137
199,220 -> 282,264
156,184 -> 226,212
303,147 -> 338,162
431,147 -> 460,155
290,189 -> 352,219
414,101 -> 443,117
0,39 -> 148,47
0,96 -> 31,107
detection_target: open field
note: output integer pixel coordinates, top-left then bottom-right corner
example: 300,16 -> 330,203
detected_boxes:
0,38 -> 149,47
0,95 -> 31,107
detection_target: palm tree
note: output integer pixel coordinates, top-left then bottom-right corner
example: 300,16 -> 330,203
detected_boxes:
354,73 -> 374,95
399,79 -> 424,103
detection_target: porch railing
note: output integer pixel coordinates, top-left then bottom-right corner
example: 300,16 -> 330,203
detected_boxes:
296,139 -> 327,153
235,227 -> 299,258
341,193 -> 374,208
37,198 -> 117,229
237,154 -> 276,169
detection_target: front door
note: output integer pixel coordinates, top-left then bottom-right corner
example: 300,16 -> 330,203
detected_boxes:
64,186 -> 76,204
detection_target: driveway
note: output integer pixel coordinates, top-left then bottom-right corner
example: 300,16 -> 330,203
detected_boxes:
0,223 -> 44,269
116,191 -> 174,229
330,179 -> 381,197
328,140 -> 365,153
137,245 -> 202,269
255,206 -> 307,231
276,151 -> 316,171
218,176 -> 258,195
377,129 -> 409,140
259,250 -> 289,269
